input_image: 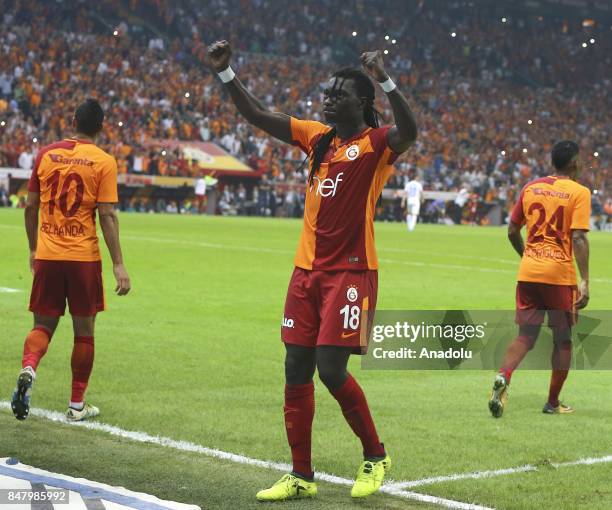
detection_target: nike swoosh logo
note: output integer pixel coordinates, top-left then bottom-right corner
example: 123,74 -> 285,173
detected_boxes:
341,331 -> 358,339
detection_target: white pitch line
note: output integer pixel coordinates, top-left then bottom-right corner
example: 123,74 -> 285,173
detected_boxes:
123,235 -> 295,255
380,247 -> 517,266
121,233 -> 612,284
0,287 -> 22,293
1,223 -> 611,284
0,402 -> 492,510
552,455 -> 612,468
390,465 -> 537,489
391,454 -> 612,490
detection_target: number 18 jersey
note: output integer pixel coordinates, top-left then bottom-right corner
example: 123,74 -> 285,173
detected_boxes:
510,175 -> 591,285
28,138 -> 118,262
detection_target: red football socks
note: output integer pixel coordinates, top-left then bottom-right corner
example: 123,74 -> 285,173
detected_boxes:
499,334 -> 537,384
548,341 -> 572,407
22,327 -> 52,371
284,382 -> 315,479
331,374 -> 385,458
71,336 -> 95,403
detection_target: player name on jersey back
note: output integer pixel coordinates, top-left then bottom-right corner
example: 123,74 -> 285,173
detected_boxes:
40,221 -> 86,238
28,138 -> 119,262
510,175 -> 591,286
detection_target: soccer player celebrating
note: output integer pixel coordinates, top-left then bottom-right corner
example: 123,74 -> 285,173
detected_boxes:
208,41 -> 416,500
11,98 -> 131,422
489,140 -> 590,418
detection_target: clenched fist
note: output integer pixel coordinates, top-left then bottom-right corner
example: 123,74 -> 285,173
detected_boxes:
360,50 -> 389,83
208,40 -> 232,72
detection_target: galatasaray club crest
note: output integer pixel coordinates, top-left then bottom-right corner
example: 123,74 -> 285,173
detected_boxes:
345,144 -> 360,160
347,285 -> 359,303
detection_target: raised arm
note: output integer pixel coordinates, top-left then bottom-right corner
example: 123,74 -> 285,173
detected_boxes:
98,203 -> 131,296
360,51 -> 417,154
572,229 -> 589,309
208,40 -> 293,145
24,191 -> 40,274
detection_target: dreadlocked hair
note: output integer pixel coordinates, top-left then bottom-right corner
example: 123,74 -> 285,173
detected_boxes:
301,68 -> 381,185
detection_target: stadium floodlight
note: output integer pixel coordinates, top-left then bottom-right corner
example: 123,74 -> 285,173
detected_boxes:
385,35 -> 390,40
451,32 -> 457,38
590,38 -> 595,44
594,151 -> 599,157
384,49 -> 389,55
352,31 -> 357,37
501,17 -> 507,23
392,39 -> 397,44
582,42 -> 587,48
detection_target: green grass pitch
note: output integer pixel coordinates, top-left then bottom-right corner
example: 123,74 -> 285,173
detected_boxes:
1,208 -> 611,509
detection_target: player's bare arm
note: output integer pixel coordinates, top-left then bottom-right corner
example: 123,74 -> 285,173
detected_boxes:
98,203 -> 131,296
360,50 -> 417,153
507,221 -> 524,257
207,40 -> 292,144
24,191 -> 40,274
572,229 -> 589,309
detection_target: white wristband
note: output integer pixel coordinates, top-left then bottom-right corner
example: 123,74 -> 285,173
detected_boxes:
379,77 -> 397,93
217,66 -> 236,83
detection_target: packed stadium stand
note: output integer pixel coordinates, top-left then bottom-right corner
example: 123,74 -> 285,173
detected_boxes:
0,0 -> 610,225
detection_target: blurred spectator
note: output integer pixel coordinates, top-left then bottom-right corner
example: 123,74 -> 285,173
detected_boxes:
18,147 -> 34,170
0,184 -> 8,206
194,174 -> 207,214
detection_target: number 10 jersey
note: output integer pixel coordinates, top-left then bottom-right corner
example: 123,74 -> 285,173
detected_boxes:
28,138 -> 118,262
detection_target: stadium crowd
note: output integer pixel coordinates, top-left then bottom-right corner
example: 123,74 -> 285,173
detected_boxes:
0,0 -> 609,225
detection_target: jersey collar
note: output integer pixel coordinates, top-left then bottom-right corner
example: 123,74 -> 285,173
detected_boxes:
333,126 -> 372,148
66,137 -> 94,145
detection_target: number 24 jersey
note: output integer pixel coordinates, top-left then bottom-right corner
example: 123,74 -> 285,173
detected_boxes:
510,175 -> 591,286
28,138 -> 118,262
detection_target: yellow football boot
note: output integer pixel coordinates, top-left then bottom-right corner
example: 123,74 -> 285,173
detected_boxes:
256,473 -> 317,501
489,373 -> 509,418
351,453 -> 391,498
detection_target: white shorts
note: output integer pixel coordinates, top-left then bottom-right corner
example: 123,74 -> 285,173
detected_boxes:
407,201 -> 420,216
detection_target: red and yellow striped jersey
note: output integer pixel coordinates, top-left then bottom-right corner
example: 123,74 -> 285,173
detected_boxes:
291,117 -> 398,271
